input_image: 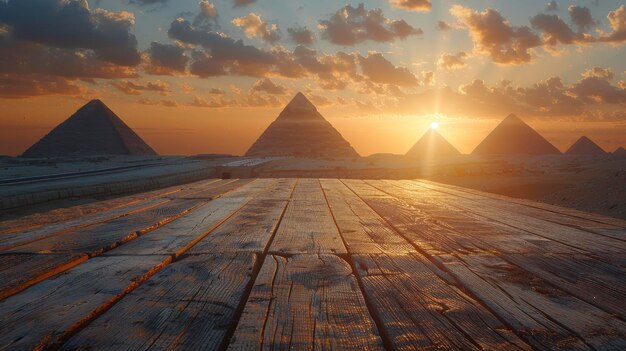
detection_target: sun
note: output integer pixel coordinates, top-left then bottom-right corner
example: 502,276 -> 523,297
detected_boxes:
430,122 -> 439,129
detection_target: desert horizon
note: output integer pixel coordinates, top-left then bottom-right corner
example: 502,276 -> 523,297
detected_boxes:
0,1 -> 624,350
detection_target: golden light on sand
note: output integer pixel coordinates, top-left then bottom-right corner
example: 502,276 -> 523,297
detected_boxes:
430,122 -> 440,129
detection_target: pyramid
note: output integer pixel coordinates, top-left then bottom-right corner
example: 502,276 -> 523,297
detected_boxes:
245,92 -> 359,157
472,114 -> 561,155
565,136 -> 606,155
22,99 -> 157,158
406,128 -> 461,158
613,147 -> 626,157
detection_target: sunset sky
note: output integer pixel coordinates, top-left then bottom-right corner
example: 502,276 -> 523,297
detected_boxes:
1,0 -> 625,156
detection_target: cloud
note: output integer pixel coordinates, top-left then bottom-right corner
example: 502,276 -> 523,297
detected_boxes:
568,6 -> 596,32
0,73 -> 85,98
191,96 -> 235,108
319,4 -> 422,46
436,20 -> 451,31
451,5 -> 541,64
147,42 -> 189,75
193,0 -> 218,28
384,68 -> 626,120
599,5 -> 626,43
232,13 -> 280,43
437,52 -> 468,70
287,27 -> 314,45
251,78 -> 287,94
232,0 -> 255,8
582,67 -> 614,80
111,80 -> 171,95
169,18 -> 274,65
359,52 -> 419,86
0,0 -> 140,66
530,13 -> 586,47
388,0 -> 432,13
138,97 -> 178,107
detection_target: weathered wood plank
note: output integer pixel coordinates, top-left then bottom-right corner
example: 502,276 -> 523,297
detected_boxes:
418,179 -> 626,228
368,180 -> 626,317
0,252 -> 87,300
106,179 -> 276,257
227,254 -> 383,350
269,179 -> 346,254
0,254 -> 172,350
60,253 -> 258,351
324,180 -> 529,350
60,180 -> 291,350
408,180 -> 626,245
320,178 -> 414,254
353,253 -> 532,350
190,178 -> 296,254
442,253 -> 626,350
0,197 -> 170,251
345,180 -> 626,348
1,179 -> 245,253
0,179 -> 252,300
0,178 -> 219,236
0,181 -> 272,350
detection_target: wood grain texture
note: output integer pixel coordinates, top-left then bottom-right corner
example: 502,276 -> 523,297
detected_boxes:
346,180 -> 626,349
0,254 -> 172,350
269,179 -> 346,254
320,179 -> 414,255
418,179 -> 626,228
190,179 -> 296,254
0,178 -> 220,236
370,180 -> 626,317
353,253 -> 532,351
0,179 -> 253,301
227,254 -> 383,351
0,197 -> 169,251
60,253 -> 258,351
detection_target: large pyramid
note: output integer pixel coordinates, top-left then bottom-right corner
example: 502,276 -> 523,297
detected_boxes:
22,99 -> 157,158
565,136 -> 606,155
245,92 -> 359,157
472,114 -> 561,155
406,128 -> 461,158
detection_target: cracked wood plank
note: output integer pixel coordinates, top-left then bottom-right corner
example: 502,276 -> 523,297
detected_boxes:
0,179 -> 251,300
227,254 -> 383,351
269,179 -> 346,254
0,180 -> 270,350
320,179 -> 415,255
372,180 -> 626,317
0,178 -> 220,235
60,252 -> 258,351
345,179 -> 626,349
418,179 -> 626,228
102,179 -> 273,257
190,178 -> 296,254
353,253 -> 532,351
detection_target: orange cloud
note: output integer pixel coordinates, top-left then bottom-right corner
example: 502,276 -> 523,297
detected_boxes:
451,5 -> 542,65
319,4 -> 422,45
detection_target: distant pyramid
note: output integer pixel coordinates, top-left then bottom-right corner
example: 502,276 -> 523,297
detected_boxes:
472,114 -> 561,155
613,147 -> 626,157
565,136 -> 606,155
406,128 -> 461,158
22,100 -> 157,158
245,92 -> 359,157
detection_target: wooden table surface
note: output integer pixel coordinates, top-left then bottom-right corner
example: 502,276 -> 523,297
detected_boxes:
0,178 -> 624,350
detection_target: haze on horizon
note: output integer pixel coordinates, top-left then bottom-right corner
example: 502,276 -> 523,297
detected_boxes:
0,0 -> 625,156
